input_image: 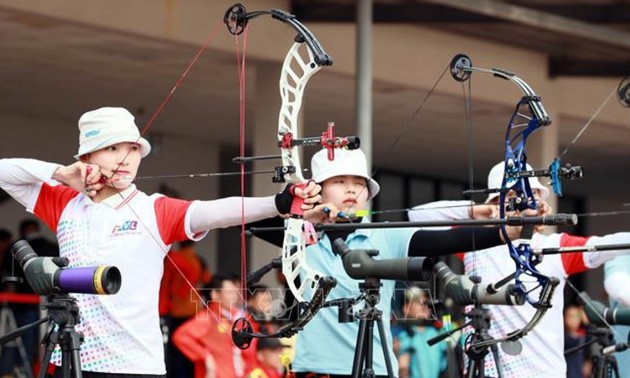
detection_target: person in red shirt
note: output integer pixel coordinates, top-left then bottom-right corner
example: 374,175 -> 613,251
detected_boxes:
246,284 -> 274,334
245,338 -> 289,378
162,240 -> 211,377
172,274 -> 242,378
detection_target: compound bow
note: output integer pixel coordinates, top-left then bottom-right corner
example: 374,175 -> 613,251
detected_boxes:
450,54 -> 566,349
223,3 -> 360,348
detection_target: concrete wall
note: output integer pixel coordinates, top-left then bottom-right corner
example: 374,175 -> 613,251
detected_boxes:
0,0 -> 628,300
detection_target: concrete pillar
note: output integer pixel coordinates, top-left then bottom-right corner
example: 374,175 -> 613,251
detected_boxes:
356,0 -> 373,169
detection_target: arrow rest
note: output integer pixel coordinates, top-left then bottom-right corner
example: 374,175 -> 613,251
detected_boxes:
272,166 -> 296,183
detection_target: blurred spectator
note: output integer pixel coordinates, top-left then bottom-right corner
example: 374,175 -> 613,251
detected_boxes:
564,305 -> 588,378
0,228 -> 19,376
242,284 -> 276,373
0,229 -> 13,284
247,284 -> 274,333
393,287 -> 446,378
19,218 -> 58,257
245,338 -> 289,378
173,274 -> 242,378
161,240 -> 211,377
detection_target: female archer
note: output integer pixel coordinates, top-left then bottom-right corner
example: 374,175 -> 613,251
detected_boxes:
0,107 -> 321,377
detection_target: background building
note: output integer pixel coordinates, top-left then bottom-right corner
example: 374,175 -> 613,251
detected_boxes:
1,0 -> 629,300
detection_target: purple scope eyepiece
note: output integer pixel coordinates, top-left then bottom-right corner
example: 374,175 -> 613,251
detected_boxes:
11,239 -> 121,295
55,266 -> 121,295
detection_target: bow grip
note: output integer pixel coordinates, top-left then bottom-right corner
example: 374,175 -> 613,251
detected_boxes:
290,182 -> 309,216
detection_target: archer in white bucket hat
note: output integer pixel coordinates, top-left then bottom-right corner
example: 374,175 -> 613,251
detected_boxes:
75,107 -> 151,159
310,148 -> 380,199
485,161 -> 550,204
290,150 -> 516,376
0,109 -> 325,375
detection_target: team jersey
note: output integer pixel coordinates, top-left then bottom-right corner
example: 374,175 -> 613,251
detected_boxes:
0,158 -> 203,374
409,200 -> 630,378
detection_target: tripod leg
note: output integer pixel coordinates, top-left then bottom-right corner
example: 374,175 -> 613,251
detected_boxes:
466,357 -> 476,378
611,356 -> 620,378
364,320 -> 375,378
15,337 -> 34,378
38,324 -> 57,378
352,318 -> 368,378
38,343 -> 55,378
593,356 -> 604,378
70,348 -> 82,378
375,319 -> 394,378
66,328 -> 83,378
490,343 -> 504,378
62,349 -> 71,378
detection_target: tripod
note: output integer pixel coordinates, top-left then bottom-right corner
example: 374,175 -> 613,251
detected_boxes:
565,327 -> 620,378
0,294 -> 84,378
349,277 -> 394,378
590,327 -> 621,378
464,306 -> 504,378
39,294 -> 84,378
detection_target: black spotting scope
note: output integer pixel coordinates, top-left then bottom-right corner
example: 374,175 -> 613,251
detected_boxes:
433,261 -> 525,306
332,239 -> 433,281
580,292 -> 630,326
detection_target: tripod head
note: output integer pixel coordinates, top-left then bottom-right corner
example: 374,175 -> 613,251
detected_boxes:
43,294 -> 81,329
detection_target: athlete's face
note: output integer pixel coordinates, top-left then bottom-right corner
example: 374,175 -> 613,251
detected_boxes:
83,142 -> 141,191
321,175 -> 369,214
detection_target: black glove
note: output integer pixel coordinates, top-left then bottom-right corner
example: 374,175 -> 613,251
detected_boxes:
275,184 -> 295,215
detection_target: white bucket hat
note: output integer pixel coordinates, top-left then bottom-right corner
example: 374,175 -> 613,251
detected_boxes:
310,148 -> 380,199
74,107 -> 151,159
485,161 -> 550,203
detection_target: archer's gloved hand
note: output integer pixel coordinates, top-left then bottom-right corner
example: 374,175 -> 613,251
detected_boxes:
275,181 -> 322,215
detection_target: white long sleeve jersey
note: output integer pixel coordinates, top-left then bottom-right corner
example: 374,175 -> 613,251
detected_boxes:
409,200 -> 630,378
0,158 -> 208,374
